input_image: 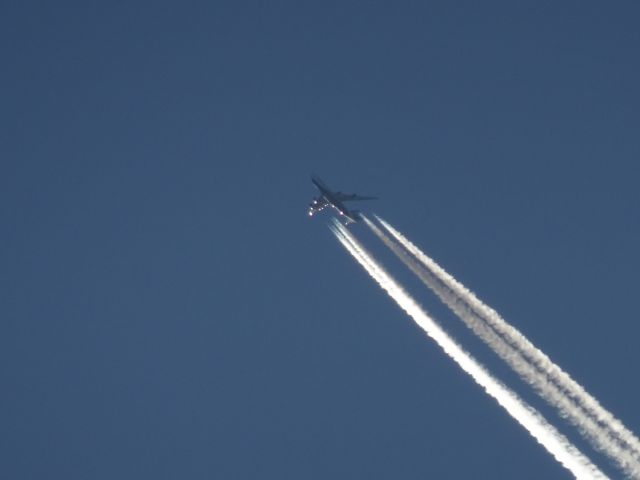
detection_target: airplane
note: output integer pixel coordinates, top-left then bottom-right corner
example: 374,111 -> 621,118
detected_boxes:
308,174 -> 377,224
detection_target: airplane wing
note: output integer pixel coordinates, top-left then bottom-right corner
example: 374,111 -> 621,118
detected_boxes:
308,197 -> 330,216
334,193 -> 378,202
311,197 -> 329,208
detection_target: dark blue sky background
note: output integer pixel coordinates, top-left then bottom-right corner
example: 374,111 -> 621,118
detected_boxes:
2,2 -> 639,478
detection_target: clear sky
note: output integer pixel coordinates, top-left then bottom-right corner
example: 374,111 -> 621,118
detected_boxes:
2,2 -> 639,478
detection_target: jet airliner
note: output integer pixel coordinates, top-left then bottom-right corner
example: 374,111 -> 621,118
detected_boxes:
308,175 -> 377,224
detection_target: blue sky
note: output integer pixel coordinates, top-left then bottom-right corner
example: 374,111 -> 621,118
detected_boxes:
2,2 -> 639,478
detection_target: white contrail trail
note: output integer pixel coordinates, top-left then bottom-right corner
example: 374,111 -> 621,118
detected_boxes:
363,216 -> 640,476
371,216 -> 640,475
330,221 -> 607,480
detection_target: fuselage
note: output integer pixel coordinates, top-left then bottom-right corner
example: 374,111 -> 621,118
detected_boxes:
311,176 -> 360,223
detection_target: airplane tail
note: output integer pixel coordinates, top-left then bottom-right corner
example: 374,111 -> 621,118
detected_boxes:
343,210 -> 362,225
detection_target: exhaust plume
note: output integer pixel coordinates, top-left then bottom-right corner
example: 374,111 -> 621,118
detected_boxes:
330,221 -> 607,479
369,215 -> 640,477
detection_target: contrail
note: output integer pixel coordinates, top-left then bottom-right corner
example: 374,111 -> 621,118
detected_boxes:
363,216 -> 640,476
369,215 -> 640,477
330,221 -> 607,480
